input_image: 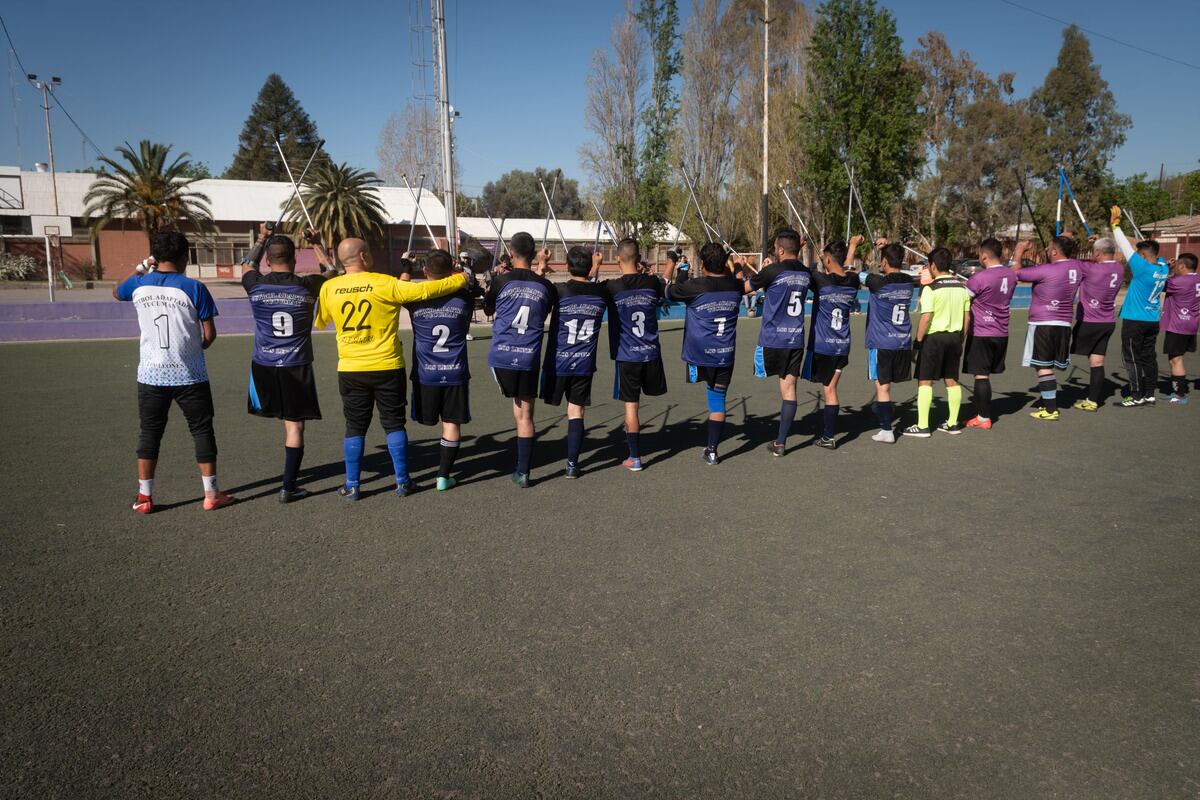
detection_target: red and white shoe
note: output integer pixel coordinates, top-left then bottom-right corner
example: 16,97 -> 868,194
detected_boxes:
131,494 -> 153,514
203,491 -> 234,511
965,416 -> 993,430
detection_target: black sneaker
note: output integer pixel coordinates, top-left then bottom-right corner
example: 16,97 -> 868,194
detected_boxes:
278,487 -> 311,504
767,441 -> 785,457
564,463 -> 581,479
511,471 -> 531,488
703,448 -> 720,465
903,425 -> 932,438
938,422 -> 965,435
337,485 -> 361,502
394,481 -> 415,498
814,436 -> 837,450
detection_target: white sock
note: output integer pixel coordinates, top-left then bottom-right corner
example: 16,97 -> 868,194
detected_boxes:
202,474 -> 219,493
138,479 -> 153,497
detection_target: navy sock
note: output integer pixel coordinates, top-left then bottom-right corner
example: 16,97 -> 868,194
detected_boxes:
706,419 -> 723,451
516,436 -> 534,475
777,400 -> 797,444
386,429 -> 409,485
822,404 -> 839,439
566,419 -> 585,465
282,445 -> 303,491
1038,377 -> 1057,413
625,429 -> 640,460
875,401 -> 893,431
343,436 -> 365,489
974,377 -> 992,419
438,439 -> 459,479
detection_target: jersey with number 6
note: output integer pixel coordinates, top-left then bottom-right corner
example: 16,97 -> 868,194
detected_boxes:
544,281 -> 610,377
407,288 -> 476,385
605,273 -> 665,363
809,270 -> 861,356
965,265 -> 1017,337
243,270 -> 326,367
667,274 -> 744,368
864,272 -> 915,350
484,268 -> 556,371
315,270 -> 468,372
750,258 -> 811,349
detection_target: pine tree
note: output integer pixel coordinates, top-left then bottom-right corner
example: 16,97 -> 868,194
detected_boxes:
225,74 -> 326,181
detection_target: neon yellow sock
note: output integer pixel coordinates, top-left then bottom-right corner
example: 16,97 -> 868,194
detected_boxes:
947,385 -> 962,425
917,385 -> 933,429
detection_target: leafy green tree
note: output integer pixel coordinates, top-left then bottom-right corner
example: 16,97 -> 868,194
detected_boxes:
226,74 -> 326,181
632,0 -> 680,249
285,162 -> 388,251
481,168 -> 583,220
798,0 -> 922,244
1101,173 -> 1180,230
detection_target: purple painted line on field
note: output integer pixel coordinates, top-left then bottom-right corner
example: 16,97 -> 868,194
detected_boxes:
0,299 -> 255,342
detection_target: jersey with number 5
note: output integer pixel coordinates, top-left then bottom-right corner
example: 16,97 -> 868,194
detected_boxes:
485,268 -> 556,371
864,272 -> 915,350
751,259 -> 811,349
605,273 -> 664,362
965,265 -> 1017,337
809,270 -> 861,356
243,270 -> 325,367
667,274 -> 743,368
407,289 -> 474,385
544,281 -> 610,377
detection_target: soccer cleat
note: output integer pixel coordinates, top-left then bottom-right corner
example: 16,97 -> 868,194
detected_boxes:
338,485 -> 361,502
767,441 -> 786,457
938,422 -> 965,435
814,436 -> 837,449
395,481 -> 415,498
1167,393 -> 1189,405
278,487 -> 311,504
1144,395 -> 1157,406
902,425 -> 931,438
965,416 -> 993,429
702,448 -> 720,465
465,333 -> 476,341
622,457 -> 644,472
131,494 -> 153,514
564,463 -> 581,479
436,476 -> 457,491
1118,396 -> 1145,407
871,429 -> 895,444
203,491 -> 234,511
1029,409 -> 1059,421
511,471 -> 531,489
1071,399 -> 1099,412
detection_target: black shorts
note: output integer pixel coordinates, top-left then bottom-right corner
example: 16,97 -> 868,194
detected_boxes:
762,346 -> 804,378
806,353 -> 848,386
868,348 -> 912,385
136,381 -> 217,462
540,373 -> 594,406
492,367 -> 539,399
248,362 -> 322,421
690,365 -> 734,388
1071,321 -> 1116,356
1023,324 -> 1071,370
338,368 -> 407,437
917,332 -> 963,381
615,358 -> 668,402
1163,331 -> 1197,356
962,335 -> 1008,375
410,379 -> 470,425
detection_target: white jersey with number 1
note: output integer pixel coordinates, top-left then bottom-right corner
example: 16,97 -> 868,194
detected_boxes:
116,271 -> 218,386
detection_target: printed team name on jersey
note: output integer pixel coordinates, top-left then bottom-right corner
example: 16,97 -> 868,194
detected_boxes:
133,294 -> 196,312
501,285 -> 551,303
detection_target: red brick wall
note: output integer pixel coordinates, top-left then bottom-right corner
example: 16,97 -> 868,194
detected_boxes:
98,229 -> 150,275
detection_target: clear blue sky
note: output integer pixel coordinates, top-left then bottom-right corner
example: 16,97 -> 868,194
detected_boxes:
2,0 -> 1196,194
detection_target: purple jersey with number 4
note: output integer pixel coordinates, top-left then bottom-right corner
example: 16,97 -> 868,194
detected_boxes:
1019,259 -> 1083,324
1162,272 -> 1200,335
965,266 -> 1016,337
1076,260 -> 1123,324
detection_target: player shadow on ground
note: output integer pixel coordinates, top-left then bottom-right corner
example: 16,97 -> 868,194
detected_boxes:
219,450 -> 398,502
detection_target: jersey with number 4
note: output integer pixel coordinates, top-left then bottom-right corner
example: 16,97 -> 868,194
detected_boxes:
407,288 -> 475,385
809,270 -> 861,356
544,281 -> 610,377
864,272 -> 915,350
605,273 -> 665,362
750,258 -> 811,349
965,265 -> 1017,337
667,274 -> 744,368
242,270 -> 326,367
116,270 -> 218,386
485,268 -> 556,371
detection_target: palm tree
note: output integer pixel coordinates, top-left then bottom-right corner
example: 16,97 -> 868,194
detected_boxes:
83,140 -> 214,240
285,161 -> 389,253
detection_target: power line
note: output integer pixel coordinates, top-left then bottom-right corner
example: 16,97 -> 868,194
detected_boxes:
0,14 -> 30,77
998,0 -> 1200,72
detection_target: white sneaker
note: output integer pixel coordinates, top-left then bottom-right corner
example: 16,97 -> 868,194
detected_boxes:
871,429 -> 895,444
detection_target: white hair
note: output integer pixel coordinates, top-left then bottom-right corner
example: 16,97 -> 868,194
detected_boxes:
1093,237 -> 1116,254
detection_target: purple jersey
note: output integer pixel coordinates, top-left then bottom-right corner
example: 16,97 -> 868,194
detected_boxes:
667,274 -> 743,367
545,281 -> 610,376
864,272 -> 915,350
1162,272 -> 1200,335
1076,260 -> 1123,324
243,270 -> 325,367
965,266 -> 1017,337
605,274 -> 664,362
1018,259 -> 1083,324
485,268 -> 556,371
407,289 -> 473,386
809,271 -> 861,356
749,259 -> 811,349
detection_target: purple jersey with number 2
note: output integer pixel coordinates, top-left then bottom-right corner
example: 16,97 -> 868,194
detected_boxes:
1162,272 -> 1200,335
1076,260 -> 1123,324
965,266 -> 1017,337
1019,259 -> 1083,324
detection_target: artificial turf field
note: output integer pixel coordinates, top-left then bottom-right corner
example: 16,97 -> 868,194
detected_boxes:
2,312 -> 1198,799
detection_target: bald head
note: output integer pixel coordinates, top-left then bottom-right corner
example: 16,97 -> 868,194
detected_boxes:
337,238 -> 371,271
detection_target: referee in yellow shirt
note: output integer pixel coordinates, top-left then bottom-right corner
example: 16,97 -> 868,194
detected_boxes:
314,238 -> 468,499
905,248 -> 972,438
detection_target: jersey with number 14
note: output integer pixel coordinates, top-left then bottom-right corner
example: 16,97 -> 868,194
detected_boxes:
485,268 -> 556,371
605,273 -> 664,362
407,288 -> 475,385
544,281 -> 610,377
750,258 -> 811,349
809,270 -> 861,356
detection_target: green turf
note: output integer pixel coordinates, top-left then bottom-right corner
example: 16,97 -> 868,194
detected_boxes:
2,313 -> 1198,798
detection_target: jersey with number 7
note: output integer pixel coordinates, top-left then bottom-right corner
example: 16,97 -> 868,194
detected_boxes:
484,268 -> 557,371
314,271 -> 468,372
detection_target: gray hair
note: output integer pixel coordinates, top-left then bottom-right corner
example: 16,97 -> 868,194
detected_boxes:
1093,237 -> 1117,254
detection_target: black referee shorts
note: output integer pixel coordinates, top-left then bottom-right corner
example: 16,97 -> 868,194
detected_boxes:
917,332 -> 963,382
339,368 -> 407,437
248,362 -> 322,421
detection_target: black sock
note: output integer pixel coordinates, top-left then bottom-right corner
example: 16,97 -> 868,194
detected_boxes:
1089,366 -> 1105,404
566,419 -> 585,465
516,436 -> 534,475
822,404 -> 839,439
777,400 -> 797,444
706,419 -> 723,451
283,446 -> 303,491
875,400 -> 893,431
625,430 -> 640,460
1038,377 -> 1057,413
1174,376 -> 1188,396
974,377 -> 992,420
438,439 -> 459,478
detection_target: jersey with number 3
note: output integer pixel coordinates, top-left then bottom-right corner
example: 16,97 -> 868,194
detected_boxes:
605,274 -> 664,362
667,274 -> 743,368
965,265 -> 1017,337
750,259 -> 811,349
243,270 -> 324,367
864,272 -> 915,350
809,270 -> 861,356
116,270 -> 218,386
485,268 -> 556,371
407,289 -> 474,385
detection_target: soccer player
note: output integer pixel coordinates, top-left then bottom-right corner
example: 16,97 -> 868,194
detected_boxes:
804,238 -> 861,449
666,242 -> 745,464
1162,253 -> 1200,404
961,237 -> 1018,429
113,231 -> 232,513
540,247 -> 611,477
860,238 -> 915,443
904,248 -> 971,437
606,237 -> 669,471
747,228 -> 811,455
484,231 -> 557,487
1068,236 -> 1123,411
1012,236 -> 1083,420
314,238 -> 468,500
1110,206 -> 1171,406
405,249 -> 478,491
242,226 -> 333,502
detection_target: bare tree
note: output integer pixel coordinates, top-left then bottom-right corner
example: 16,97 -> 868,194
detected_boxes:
377,102 -> 445,193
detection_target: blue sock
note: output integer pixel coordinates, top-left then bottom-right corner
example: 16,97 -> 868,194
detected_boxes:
876,400 -> 893,431
386,429 -> 409,485
822,404 -> 839,439
566,419 -> 584,465
343,436 -> 365,489
707,419 -> 723,451
625,430 -> 640,460
516,436 -> 534,475
777,400 -> 797,444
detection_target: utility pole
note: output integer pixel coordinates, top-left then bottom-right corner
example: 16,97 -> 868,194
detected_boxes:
760,0 -> 772,259
431,0 -> 457,257
28,74 -> 61,215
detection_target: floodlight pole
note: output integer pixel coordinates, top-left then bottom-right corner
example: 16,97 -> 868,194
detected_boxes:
29,76 -> 60,216
760,0 -> 772,259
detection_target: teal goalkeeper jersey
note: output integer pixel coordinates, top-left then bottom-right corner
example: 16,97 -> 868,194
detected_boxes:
1120,251 -> 1170,323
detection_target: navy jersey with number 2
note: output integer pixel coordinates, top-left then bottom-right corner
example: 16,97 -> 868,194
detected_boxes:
667,274 -> 745,367
407,288 -> 475,385
485,268 -> 556,371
